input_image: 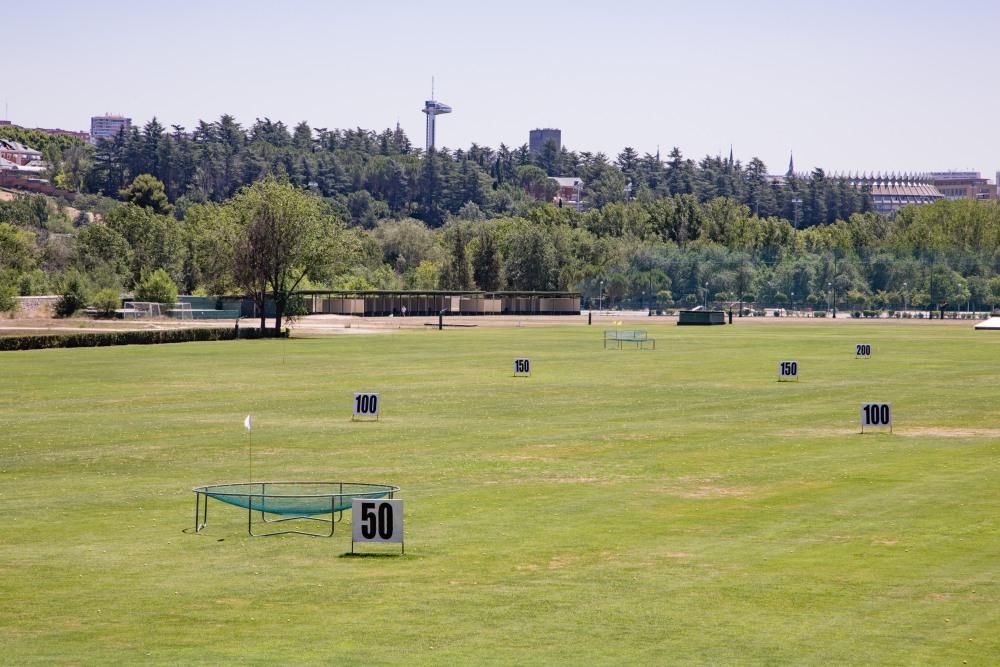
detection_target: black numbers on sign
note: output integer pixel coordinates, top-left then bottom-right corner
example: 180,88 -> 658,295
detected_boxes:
863,404 -> 890,425
378,503 -> 393,539
515,359 -> 530,374
361,502 -> 376,538
781,362 -> 797,376
360,501 -> 393,539
856,344 -> 871,356
355,394 -> 378,414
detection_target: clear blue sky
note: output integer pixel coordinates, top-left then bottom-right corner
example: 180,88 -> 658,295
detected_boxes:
5,0 -> 998,178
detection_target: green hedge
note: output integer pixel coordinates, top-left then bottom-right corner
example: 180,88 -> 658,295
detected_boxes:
0,327 -> 285,351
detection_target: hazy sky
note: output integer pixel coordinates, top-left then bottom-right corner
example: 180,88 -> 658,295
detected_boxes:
5,0 -> 998,177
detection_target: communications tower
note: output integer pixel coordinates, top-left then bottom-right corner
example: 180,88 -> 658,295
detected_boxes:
421,78 -> 451,151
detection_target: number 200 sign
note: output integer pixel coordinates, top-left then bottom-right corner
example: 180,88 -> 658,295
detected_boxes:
353,392 -> 379,420
778,360 -> 798,381
856,343 -> 872,358
352,498 -> 403,554
861,402 -> 892,433
513,358 -> 531,377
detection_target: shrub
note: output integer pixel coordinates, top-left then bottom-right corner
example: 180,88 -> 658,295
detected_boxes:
0,282 -> 18,315
55,272 -> 90,317
813,311 -> 827,318
17,269 -> 50,296
135,269 -> 178,305
92,288 -> 121,318
0,326 -> 284,352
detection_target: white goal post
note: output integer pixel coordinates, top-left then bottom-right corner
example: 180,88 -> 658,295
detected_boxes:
129,302 -> 163,319
171,302 -> 194,320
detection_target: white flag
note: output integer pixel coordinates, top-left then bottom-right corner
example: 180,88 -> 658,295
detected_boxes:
244,415 -> 252,432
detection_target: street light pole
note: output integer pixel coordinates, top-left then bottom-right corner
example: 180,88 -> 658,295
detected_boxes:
599,280 -> 604,313
791,198 -> 802,229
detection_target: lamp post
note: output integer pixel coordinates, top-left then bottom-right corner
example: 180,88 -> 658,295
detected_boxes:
790,291 -> 794,314
902,282 -> 908,314
599,280 -> 604,313
703,282 -> 708,309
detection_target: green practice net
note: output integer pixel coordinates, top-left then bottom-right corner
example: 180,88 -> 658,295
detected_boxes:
197,482 -> 395,516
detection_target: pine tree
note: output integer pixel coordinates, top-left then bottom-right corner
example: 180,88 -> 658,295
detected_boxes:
441,229 -> 472,289
472,228 -> 503,291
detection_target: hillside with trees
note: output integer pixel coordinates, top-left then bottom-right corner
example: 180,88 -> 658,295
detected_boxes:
1,117 -> 999,318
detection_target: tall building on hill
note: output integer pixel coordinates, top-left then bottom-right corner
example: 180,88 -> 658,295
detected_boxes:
529,128 -> 561,153
90,114 -> 131,144
928,171 -> 996,201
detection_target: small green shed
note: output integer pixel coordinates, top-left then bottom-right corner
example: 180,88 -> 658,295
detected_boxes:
677,309 -> 726,325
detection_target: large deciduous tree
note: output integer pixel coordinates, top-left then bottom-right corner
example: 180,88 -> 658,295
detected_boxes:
503,223 -> 556,291
226,179 -> 351,334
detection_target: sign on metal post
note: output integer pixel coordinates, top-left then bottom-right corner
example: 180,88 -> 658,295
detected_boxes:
861,402 -> 892,433
353,392 -> 380,421
351,498 -> 403,554
778,360 -> 799,381
513,358 -> 531,377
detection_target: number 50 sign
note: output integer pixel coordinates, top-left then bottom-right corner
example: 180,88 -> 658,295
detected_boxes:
352,498 -> 404,554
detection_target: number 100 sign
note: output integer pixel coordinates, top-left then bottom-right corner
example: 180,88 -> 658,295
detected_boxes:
861,402 -> 892,433
353,392 -> 379,420
352,498 -> 403,554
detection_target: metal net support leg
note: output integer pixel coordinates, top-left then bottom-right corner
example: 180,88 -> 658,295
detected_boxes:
247,497 -> 338,537
194,492 -> 208,533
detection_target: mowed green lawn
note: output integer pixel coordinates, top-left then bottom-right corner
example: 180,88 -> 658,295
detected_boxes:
0,322 -> 997,665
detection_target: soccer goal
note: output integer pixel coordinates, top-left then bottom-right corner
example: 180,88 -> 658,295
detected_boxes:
171,302 -> 194,320
130,302 -> 163,319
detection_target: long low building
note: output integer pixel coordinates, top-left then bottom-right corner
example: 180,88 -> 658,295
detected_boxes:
297,290 -> 581,317
849,173 -> 945,214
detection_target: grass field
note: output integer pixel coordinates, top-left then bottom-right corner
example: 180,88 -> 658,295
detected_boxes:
1,322 -> 997,665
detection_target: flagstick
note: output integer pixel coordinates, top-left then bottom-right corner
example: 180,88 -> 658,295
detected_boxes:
248,427 -> 252,484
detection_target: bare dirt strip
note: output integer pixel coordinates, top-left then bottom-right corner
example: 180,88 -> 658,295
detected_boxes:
1,310 -> 984,338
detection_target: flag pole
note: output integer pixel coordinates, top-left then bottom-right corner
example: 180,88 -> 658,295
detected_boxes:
244,414 -> 253,484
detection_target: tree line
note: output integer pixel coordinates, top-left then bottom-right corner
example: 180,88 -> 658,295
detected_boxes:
74,116 -> 871,228
1,118 -> 998,320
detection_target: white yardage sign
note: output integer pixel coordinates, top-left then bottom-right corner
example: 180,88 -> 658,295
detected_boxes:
861,402 -> 892,432
778,360 -> 799,381
353,392 -> 380,418
856,343 -> 872,358
513,358 -> 531,377
352,498 -> 403,551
